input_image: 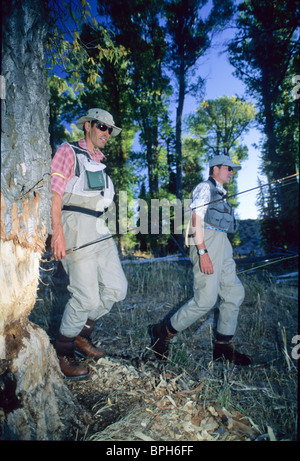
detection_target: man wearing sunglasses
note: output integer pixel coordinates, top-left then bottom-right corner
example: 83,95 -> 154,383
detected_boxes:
50,108 -> 127,379
149,155 -> 251,366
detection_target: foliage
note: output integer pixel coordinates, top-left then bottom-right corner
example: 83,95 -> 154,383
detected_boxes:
181,137 -> 205,198
184,95 -> 256,219
185,96 -> 256,160
45,0 -> 122,89
47,75 -> 81,153
228,0 -> 299,108
96,0 -> 173,197
44,0 -> 299,254
164,0 -> 235,199
228,0 -> 299,249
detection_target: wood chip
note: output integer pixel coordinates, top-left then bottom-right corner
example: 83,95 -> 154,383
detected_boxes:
134,431 -> 154,441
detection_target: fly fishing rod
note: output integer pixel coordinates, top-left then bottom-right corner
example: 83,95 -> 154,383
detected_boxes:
191,172 -> 299,213
47,172 -> 298,260
48,227 -> 139,260
237,254 -> 298,275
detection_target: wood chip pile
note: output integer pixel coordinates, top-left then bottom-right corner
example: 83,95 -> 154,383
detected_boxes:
68,357 -> 261,442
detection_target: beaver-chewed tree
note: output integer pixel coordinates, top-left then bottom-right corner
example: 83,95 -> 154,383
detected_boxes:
0,0 -> 85,440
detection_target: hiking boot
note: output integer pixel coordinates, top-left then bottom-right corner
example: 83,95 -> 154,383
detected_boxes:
55,332 -> 90,379
58,355 -> 89,380
148,322 -> 176,361
213,340 -> 251,366
75,335 -> 105,359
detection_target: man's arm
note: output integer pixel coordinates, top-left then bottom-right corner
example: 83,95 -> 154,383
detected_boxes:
192,212 -> 214,275
51,191 -> 66,260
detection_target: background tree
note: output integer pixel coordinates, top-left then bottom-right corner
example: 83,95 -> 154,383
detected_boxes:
94,0 -> 174,254
186,96 -> 256,159
228,0 -> 299,249
97,0 -> 172,198
48,75 -> 79,153
164,0 -> 235,201
185,95 -> 256,208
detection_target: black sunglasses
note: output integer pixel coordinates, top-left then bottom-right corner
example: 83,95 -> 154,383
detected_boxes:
221,165 -> 233,172
92,121 -> 113,135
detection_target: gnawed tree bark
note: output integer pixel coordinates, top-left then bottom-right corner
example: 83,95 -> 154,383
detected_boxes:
0,0 -> 86,440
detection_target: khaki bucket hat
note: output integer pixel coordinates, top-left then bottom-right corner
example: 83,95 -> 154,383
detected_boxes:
75,108 -> 122,136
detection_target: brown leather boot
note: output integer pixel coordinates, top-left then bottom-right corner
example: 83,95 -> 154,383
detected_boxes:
75,335 -> 105,359
58,355 -> 90,379
75,319 -> 104,359
55,333 -> 89,379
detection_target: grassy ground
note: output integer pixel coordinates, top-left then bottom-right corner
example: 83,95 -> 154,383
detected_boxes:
32,255 -> 298,441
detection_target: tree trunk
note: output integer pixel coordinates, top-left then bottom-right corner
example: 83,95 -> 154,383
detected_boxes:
175,61 -> 185,250
175,65 -> 185,202
1,0 -> 85,440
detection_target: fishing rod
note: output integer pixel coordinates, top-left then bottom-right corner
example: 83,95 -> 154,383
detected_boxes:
45,172 -> 298,260
191,172 -> 299,213
237,254 -> 298,275
47,227 -> 139,260
47,225 -> 188,260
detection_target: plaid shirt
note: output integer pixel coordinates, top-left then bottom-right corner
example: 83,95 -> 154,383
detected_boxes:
51,139 -> 105,197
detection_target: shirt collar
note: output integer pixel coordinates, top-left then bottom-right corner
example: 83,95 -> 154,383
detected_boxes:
79,138 -> 105,161
215,179 -> 226,193
209,176 -> 227,195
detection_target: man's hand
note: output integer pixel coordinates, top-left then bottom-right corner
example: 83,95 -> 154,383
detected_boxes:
199,253 -> 214,274
51,226 -> 66,261
191,213 -> 214,274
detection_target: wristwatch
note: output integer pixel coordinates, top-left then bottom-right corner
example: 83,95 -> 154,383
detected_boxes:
197,248 -> 208,256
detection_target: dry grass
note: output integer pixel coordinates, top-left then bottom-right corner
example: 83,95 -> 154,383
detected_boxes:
32,256 -> 298,441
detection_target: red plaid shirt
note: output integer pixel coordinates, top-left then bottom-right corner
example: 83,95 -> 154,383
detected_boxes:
51,139 -> 105,197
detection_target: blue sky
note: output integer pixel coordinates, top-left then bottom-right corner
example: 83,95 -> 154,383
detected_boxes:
87,0 -> 266,220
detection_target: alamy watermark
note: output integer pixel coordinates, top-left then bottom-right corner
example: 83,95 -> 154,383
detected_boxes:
291,335 -> 300,360
292,75 -> 300,100
0,75 -> 6,99
98,192 -> 193,237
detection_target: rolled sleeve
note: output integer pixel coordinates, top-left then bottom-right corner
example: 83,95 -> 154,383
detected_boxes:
190,182 -> 211,220
51,143 -> 75,197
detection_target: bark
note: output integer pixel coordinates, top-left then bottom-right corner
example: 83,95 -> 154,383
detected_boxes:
0,0 -> 85,440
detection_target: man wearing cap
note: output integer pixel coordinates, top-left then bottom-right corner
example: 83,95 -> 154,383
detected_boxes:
149,155 -> 251,366
51,108 -> 128,379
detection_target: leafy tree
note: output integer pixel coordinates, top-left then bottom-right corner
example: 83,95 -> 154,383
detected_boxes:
97,0 -> 172,197
46,0 -> 120,89
164,0 -> 235,200
186,96 -> 256,160
185,96 -> 255,209
181,137 -> 205,198
228,0 -> 299,175
48,75 -> 79,153
228,0 -> 299,249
